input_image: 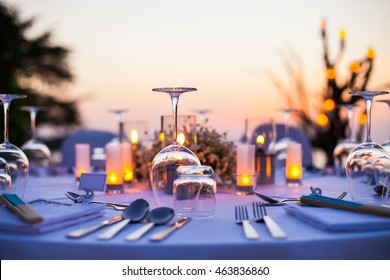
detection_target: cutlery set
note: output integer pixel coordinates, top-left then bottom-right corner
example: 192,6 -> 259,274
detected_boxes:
235,203 -> 287,240
67,198 -> 191,241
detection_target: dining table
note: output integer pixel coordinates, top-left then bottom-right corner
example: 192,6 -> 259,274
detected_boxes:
1,170 -> 390,260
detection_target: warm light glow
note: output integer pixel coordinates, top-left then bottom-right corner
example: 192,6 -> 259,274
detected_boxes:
239,174 -> 253,186
76,170 -> 86,179
130,129 -> 138,144
256,134 -> 265,146
159,131 -> 165,143
177,132 -> 185,146
367,48 -> 375,59
108,172 -> 119,184
287,166 -> 302,179
323,98 -> 335,111
349,61 -> 361,73
326,68 -> 336,80
339,28 -> 346,40
320,19 -> 327,30
317,113 -> 329,127
358,112 -> 367,125
124,170 -> 133,181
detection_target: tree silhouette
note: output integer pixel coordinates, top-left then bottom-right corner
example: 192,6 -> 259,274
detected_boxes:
0,1 -> 80,147
269,19 -> 387,167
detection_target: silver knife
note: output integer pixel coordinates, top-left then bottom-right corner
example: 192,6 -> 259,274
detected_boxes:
149,217 -> 191,241
67,215 -> 123,238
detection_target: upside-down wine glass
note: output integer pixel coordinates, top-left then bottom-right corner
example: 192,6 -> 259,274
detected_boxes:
274,108 -> 299,168
0,94 -> 29,198
376,100 -> 390,155
150,87 -> 201,207
333,104 -> 360,176
21,106 -> 51,175
346,91 -> 390,203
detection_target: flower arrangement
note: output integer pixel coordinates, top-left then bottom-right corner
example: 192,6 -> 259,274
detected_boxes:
134,121 -> 236,187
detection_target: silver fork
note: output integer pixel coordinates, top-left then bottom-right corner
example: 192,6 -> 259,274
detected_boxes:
252,202 -> 286,239
235,205 -> 259,240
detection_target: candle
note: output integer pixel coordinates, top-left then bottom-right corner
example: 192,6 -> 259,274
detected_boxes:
177,132 -> 185,146
235,144 -> 256,195
286,143 -> 302,186
75,144 -> 90,180
121,142 -> 133,183
105,142 -> 123,193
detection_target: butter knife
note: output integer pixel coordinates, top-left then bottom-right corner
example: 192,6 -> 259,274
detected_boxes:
149,217 -> 191,241
67,215 -> 123,238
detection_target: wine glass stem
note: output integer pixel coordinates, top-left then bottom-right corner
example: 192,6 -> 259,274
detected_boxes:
2,101 -> 10,144
171,95 -> 179,144
365,97 -> 373,142
30,111 -> 37,139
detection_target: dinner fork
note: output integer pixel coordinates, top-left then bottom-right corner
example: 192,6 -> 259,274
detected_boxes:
235,205 -> 259,240
252,202 -> 286,239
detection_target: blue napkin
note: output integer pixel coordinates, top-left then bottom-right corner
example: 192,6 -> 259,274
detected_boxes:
0,199 -> 105,234
283,204 -> 390,232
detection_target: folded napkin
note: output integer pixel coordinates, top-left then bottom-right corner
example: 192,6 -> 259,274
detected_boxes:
283,204 -> 390,232
0,199 -> 105,234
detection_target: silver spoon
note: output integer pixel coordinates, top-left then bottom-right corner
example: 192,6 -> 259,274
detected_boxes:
125,207 -> 174,241
97,198 -> 149,240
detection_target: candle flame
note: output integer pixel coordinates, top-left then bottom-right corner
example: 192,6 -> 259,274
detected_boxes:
159,131 -> 165,142
130,129 -> 138,144
289,166 -> 301,178
177,132 -> 185,146
358,112 -> 367,125
124,170 -> 133,181
108,172 -> 119,184
256,134 -> 265,146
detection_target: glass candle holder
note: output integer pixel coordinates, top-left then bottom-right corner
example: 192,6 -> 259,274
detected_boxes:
285,142 -> 302,187
121,142 -> 133,184
235,144 -> 256,195
105,142 -> 123,193
75,143 -> 90,180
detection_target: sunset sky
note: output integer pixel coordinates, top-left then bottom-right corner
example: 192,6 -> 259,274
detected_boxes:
5,0 -> 390,143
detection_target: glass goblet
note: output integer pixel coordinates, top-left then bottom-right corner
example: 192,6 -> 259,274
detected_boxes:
150,87 -> 201,208
21,106 -> 51,175
376,100 -> 390,155
0,94 -> 29,198
333,104 -> 360,176
346,91 -> 390,203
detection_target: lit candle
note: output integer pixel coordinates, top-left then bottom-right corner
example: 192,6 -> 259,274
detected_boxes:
286,143 -> 302,186
177,132 -> 185,146
105,142 -> 123,193
75,143 -> 90,180
236,144 -> 256,195
121,142 -> 133,183
130,129 -> 138,144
